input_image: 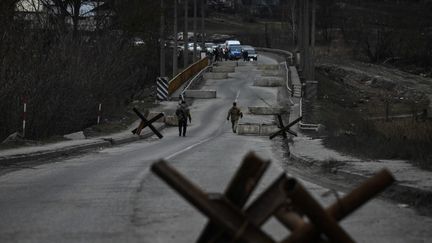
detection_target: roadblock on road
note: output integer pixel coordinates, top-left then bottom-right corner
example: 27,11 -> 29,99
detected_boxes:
253,77 -> 284,87
248,106 -> 288,115
151,152 -> 395,243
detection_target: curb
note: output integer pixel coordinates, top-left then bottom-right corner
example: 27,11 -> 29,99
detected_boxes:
0,124 -> 166,165
289,151 -> 432,207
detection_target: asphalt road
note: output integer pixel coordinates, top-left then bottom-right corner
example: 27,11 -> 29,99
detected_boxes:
1,55 -> 432,243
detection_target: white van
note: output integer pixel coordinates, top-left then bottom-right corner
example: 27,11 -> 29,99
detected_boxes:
224,40 -> 241,49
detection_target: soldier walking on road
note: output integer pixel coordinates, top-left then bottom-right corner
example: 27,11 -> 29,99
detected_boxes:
227,102 -> 243,133
176,100 -> 192,137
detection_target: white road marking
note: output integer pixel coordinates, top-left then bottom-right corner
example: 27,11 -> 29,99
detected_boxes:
235,90 -> 241,102
165,137 -> 213,160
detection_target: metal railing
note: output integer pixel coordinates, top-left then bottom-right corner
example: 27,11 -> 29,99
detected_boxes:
169,57 -> 209,95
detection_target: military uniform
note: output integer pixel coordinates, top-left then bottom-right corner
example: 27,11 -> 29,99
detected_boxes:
176,103 -> 192,136
227,103 -> 243,133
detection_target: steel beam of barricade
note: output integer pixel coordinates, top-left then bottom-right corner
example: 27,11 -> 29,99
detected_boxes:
283,178 -> 355,243
132,108 -> 163,139
270,116 -> 302,140
210,175 -> 291,243
275,209 -> 304,231
151,160 -> 275,243
281,169 -> 394,243
277,115 -> 288,139
197,152 -> 270,243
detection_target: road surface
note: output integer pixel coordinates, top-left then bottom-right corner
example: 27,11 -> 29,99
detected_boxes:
1,55 -> 432,243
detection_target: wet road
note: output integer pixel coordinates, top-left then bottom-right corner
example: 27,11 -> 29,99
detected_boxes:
1,55 -> 432,243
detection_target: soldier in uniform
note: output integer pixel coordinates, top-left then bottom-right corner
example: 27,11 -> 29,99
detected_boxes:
176,100 -> 192,136
227,102 -> 243,133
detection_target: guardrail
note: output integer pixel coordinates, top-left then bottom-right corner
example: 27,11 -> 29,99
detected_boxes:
255,47 -> 294,66
169,57 -> 209,95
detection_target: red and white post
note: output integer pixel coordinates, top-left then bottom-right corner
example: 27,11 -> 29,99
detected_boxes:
22,96 -> 27,138
97,103 -> 102,125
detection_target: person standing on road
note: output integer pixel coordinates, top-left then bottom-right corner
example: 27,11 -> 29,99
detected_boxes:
242,49 -> 249,61
213,48 -> 219,62
227,102 -> 243,133
176,100 -> 192,137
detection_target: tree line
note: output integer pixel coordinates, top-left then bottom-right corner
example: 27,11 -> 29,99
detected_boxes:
0,0 -> 162,140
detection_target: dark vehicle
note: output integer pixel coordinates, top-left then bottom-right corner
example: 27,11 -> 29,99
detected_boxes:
228,45 -> 242,60
241,45 -> 258,61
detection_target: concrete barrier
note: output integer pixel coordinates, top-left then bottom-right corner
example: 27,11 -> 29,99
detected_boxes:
261,70 -> 282,76
253,77 -> 284,87
237,61 -> 257,66
212,66 -> 235,73
259,124 -> 279,136
204,72 -> 228,80
257,64 -> 279,70
164,115 -> 178,126
248,106 -> 288,115
237,123 -> 279,136
184,89 -> 217,99
237,123 -> 261,135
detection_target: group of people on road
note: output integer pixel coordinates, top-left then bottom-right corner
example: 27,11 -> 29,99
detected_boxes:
175,101 -> 243,137
211,47 -> 229,62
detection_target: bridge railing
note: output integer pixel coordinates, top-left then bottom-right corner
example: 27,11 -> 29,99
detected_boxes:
168,57 -> 209,96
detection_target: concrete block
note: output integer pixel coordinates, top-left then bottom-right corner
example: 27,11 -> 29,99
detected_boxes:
204,72 -> 228,80
64,131 -> 85,140
262,70 -> 282,76
237,123 -> 260,135
164,115 -> 178,126
237,61 -> 257,66
259,124 -> 279,136
212,66 -> 235,73
248,106 -> 288,115
253,77 -> 284,87
258,64 -> 279,70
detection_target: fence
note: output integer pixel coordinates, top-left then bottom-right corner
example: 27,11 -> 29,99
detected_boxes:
168,57 -> 209,96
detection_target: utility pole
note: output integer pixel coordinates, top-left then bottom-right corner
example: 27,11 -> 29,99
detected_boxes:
193,0 -> 197,62
201,0 -> 205,48
298,0 -> 317,124
183,0 -> 189,68
173,0 -> 178,76
160,0 -> 165,77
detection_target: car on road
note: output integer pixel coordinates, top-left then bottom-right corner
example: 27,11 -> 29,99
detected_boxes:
187,42 -> 202,52
224,40 -> 241,49
204,42 -> 217,53
241,45 -> 258,61
228,44 -> 242,60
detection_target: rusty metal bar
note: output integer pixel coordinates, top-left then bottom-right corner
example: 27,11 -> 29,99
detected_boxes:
151,160 -> 275,243
282,169 -> 395,243
275,207 -> 304,231
132,108 -> 163,138
197,152 -> 270,243
169,57 -> 209,95
212,175 -> 292,243
270,116 -> 302,140
284,178 -> 355,243
277,115 -> 288,139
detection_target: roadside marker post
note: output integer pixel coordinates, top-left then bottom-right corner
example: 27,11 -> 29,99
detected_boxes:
22,96 -> 27,138
269,116 -> 301,140
156,77 -> 169,101
131,108 -> 164,139
150,152 -> 394,242
97,103 -> 102,125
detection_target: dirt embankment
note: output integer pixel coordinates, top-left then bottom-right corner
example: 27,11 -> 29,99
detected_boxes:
316,60 -> 432,116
